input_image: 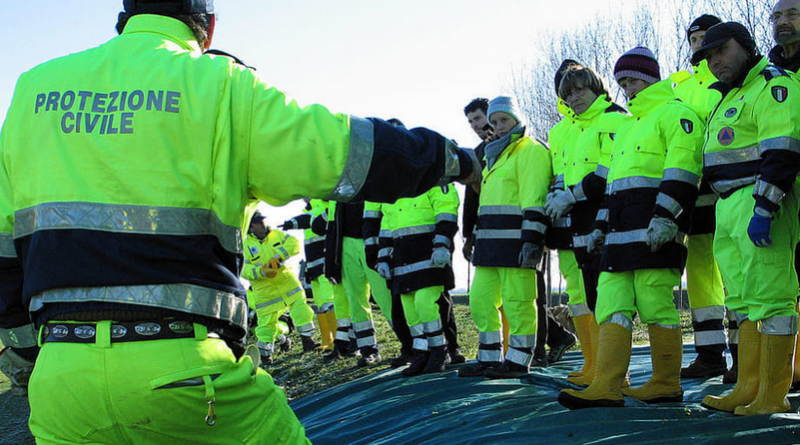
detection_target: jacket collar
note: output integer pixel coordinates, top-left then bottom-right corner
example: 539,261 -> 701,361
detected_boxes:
575,94 -> 612,122
625,80 -> 674,117
769,45 -> 800,72
122,14 -> 202,53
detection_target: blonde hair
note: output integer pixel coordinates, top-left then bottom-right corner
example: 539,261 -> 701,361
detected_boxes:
557,66 -> 609,101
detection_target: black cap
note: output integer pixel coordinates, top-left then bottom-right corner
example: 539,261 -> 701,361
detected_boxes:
123,0 -> 214,15
691,22 -> 756,65
687,14 -> 722,42
554,59 -> 583,94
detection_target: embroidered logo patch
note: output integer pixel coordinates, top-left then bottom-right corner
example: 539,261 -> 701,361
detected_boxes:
772,85 -> 788,103
680,119 -> 694,134
725,108 -> 737,118
718,127 -> 735,146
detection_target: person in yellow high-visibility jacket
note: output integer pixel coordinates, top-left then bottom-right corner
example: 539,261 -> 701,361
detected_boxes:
559,47 -> 704,410
458,95 -> 552,379
242,210 -> 317,362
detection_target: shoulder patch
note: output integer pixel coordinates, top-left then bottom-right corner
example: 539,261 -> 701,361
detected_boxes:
762,65 -> 789,82
680,119 -> 694,134
772,85 -> 789,103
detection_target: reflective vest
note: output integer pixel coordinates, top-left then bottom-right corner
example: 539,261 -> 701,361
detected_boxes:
546,99 -> 577,250
473,135 -> 552,267
380,185 -> 460,293
702,57 -> 800,212
597,80 -> 703,271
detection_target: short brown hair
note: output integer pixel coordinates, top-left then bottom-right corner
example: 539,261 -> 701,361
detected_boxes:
557,66 -> 609,101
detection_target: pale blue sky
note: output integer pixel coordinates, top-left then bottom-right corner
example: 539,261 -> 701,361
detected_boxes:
0,1 -> 613,290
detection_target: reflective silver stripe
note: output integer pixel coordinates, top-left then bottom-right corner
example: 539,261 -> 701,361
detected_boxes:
568,303 -> 591,318
606,176 -> 660,193
435,213 -> 458,224
357,335 -> 376,348
327,116 -> 374,201
596,165 -> 609,180
479,206 -> 521,216
656,193 -> 683,218
475,229 -> 521,239
691,305 -> 725,323
422,318 -> 443,334
393,225 -> 435,238
761,314 -> 799,335
335,330 -> 350,341
522,206 -> 546,214
286,287 -> 303,298
522,221 -> 547,233
552,216 -> 571,228
353,320 -> 375,332
409,323 -> 424,337
436,140 -> 462,186
297,323 -> 314,336
428,333 -> 446,347
15,202 -> 242,253
379,229 -> 392,238
597,209 -> 609,222
573,183 -> 587,201
30,284 -> 247,328
694,330 -> 728,346
704,146 -> 759,167
364,236 -> 379,246
378,247 -> 393,258
307,257 -> 325,269
728,329 -> 739,345
606,229 -> 688,247
434,235 -> 451,247
336,318 -> 352,329
413,337 -> 429,351
256,297 -> 284,310
394,260 -> 434,276
606,313 -> 634,330
754,180 -> 786,205
506,348 -> 533,368
477,348 -> 503,363
573,234 -> 592,249
509,334 -> 536,348
696,194 -> 718,207
364,211 -> 382,219
729,310 -> 748,326
0,233 -> 15,258
479,330 -> 502,344
0,323 -> 38,349
710,176 -> 757,194
759,136 -> 800,155
278,247 -> 289,259
305,235 -> 325,245
663,168 -> 701,187
257,341 -> 274,355
554,174 -> 565,188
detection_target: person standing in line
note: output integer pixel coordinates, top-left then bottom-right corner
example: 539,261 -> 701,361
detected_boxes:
546,63 -> 627,387
458,96 -> 552,379
694,22 -> 800,416
559,47 -> 703,410
669,14 -> 733,382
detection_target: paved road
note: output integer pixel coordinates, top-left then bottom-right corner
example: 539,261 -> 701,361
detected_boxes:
0,373 -> 34,445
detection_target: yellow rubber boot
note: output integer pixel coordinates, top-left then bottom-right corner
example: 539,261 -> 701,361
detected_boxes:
702,319 -> 760,412
567,314 -> 599,386
500,306 -> 510,357
622,325 -> 683,403
558,322 -> 632,409
315,311 -> 336,352
734,332 -> 795,416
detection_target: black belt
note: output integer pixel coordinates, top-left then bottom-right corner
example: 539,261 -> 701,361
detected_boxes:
42,320 -> 199,344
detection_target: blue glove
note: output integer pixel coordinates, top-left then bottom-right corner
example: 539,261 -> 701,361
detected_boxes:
747,207 -> 773,247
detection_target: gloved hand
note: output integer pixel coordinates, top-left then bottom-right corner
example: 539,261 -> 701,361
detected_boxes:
0,347 -> 35,397
545,188 -> 577,220
462,239 -> 474,261
645,216 -> 678,252
376,262 -> 392,280
748,206 -> 773,247
278,220 -> 296,230
586,229 -> 605,255
518,242 -> 543,269
430,246 -> 451,268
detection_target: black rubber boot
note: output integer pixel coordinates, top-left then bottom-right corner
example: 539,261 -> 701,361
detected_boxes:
402,350 -> 430,377
424,347 -> 451,374
301,335 -> 320,352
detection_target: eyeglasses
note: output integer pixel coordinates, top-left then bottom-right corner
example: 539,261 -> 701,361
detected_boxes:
770,8 -> 800,23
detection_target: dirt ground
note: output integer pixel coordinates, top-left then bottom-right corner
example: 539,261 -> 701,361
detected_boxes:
0,372 -> 35,445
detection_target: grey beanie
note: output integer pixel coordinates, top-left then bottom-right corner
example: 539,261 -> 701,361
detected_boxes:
487,96 -> 523,123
